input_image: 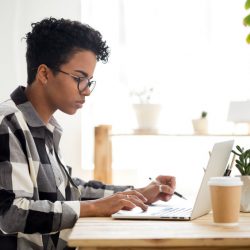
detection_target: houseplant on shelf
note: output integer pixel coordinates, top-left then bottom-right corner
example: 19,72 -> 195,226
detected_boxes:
130,86 -> 162,131
192,111 -> 208,135
232,145 -> 250,212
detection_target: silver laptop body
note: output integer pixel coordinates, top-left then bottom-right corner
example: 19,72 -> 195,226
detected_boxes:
112,140 -> 234,221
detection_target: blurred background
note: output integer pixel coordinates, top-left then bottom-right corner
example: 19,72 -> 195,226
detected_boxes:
1,0 -> 250,199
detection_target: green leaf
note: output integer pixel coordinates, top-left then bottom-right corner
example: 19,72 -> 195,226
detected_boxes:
245,0 -> 250,9
246,165 -> 250,175
235,159 -> 241,164
236,164 -> 245,175
236,145 -> 243,153
246,34 -> 250,44
244,15 -> 250,26
239,154 -> 245,163
201,111 -> 207,118
235,163 -> 241,168
232,150 -> 240,156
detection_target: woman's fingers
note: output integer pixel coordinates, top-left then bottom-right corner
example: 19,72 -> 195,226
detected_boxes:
158,193 -> 173,202
122,194 -> 148,211
80,192 -> 148,218
118,190 -> 148,203
156,175 -> 176,189
158,184 -> 174,195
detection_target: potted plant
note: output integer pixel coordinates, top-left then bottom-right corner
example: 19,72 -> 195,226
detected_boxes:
232,145 -> 250,212
130,86 -> 161,131
192,111 -> 208,135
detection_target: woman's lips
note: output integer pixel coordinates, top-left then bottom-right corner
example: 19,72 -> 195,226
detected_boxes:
75,100 -> 85,108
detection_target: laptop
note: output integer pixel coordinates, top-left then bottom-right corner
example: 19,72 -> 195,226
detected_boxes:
112,140 -> 234,221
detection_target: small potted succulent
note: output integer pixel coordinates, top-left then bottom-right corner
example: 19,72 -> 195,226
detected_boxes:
130,86 -> 161,131
232,145 -> 250,212
192,111 -> 208,135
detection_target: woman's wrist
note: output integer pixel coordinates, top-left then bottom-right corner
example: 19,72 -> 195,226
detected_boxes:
80,201 -> 96,217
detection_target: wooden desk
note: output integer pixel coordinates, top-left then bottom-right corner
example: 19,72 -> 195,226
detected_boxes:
68,213 -> 250,250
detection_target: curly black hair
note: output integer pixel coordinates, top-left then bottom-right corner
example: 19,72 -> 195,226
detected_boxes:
25,17 -> 110,84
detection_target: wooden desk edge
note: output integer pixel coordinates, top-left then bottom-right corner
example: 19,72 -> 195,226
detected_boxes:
68,214 -> 250,248
68,237 -> 250,248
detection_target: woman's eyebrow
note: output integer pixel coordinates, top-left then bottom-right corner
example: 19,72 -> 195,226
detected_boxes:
74,70 -> 88,77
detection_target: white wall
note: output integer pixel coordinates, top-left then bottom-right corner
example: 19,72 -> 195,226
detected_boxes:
0,0 -> 84,177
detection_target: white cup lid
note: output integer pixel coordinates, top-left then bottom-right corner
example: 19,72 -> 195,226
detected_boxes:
208,177 -> 243,186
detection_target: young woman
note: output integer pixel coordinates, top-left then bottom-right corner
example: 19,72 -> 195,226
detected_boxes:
0,17 -> 176,250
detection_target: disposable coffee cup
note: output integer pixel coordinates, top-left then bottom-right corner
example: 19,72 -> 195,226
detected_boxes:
208,177 -> 242,226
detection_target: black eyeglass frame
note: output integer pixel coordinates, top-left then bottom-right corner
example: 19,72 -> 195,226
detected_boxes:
57,69 -> 96,94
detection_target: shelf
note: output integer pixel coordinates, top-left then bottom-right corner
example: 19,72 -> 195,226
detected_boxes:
110,128 -> 250,137
93,125 -> 250,184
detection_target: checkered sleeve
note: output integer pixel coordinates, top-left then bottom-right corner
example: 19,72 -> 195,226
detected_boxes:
0,114 -> 80,234
73,178 -> 134,200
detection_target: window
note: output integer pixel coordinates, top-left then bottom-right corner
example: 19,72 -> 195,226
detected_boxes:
81,0 -> 250,189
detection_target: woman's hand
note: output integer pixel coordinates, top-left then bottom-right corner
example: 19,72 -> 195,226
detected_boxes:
80,190 -> 148,217
135,175 -> 176,204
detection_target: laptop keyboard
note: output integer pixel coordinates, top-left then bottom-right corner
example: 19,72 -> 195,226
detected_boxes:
150,206 -> 192,217
112,203 -> 193,220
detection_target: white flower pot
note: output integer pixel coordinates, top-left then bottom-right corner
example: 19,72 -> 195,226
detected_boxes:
192,118 -> 208,134
240,176 -> 250,212
133,104 -> 161,130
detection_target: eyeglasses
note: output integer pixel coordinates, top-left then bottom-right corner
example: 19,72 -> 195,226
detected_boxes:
57,69 -> 96,94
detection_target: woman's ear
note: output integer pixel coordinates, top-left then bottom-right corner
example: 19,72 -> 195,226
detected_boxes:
36,64 -> 49,85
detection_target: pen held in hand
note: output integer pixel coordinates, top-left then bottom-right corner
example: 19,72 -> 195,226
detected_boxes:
173,191 -> 187,200
149,177 -> 187,200
224,154 -> 236,176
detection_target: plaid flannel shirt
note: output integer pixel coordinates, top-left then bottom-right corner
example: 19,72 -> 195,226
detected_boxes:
0,86 -> 132,250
